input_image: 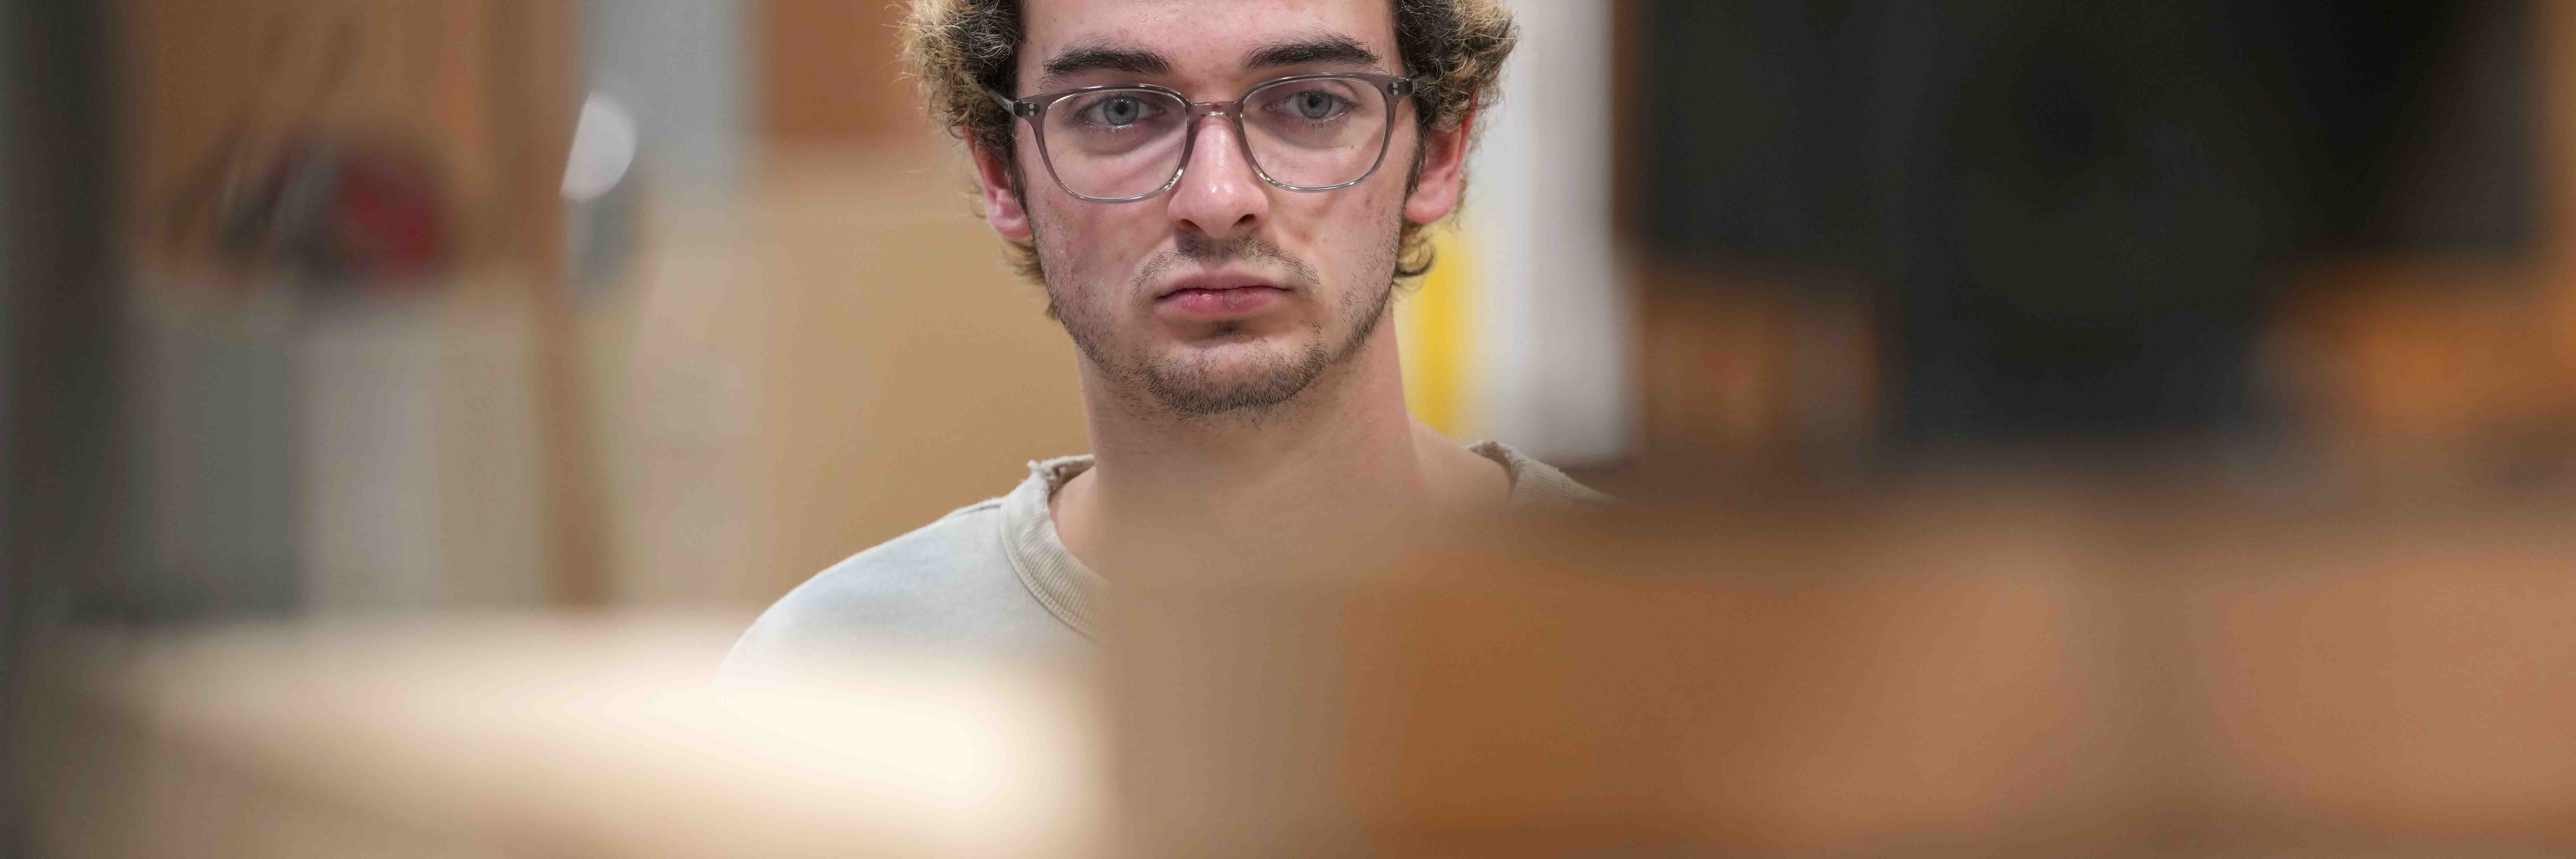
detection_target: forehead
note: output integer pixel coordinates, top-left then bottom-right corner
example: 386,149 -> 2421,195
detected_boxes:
1019,0 -> 1398,80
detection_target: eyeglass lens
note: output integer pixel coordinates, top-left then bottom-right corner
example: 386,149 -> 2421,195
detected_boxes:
1039,78 -> 1392,200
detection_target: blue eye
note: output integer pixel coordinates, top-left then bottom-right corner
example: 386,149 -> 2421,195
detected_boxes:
1279,90 -> 1350,121
1087,95 -> 1155,127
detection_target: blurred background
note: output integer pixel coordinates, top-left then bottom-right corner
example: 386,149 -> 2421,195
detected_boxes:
6,0 -> 2574,856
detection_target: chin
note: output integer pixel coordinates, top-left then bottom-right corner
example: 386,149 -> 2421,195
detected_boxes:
1141,334 -> 1333,416
1171,326 -> 1296,355
1163,329 -> 1321,376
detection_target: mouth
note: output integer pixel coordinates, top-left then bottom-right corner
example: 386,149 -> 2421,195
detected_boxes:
1154,275 -> 1293,320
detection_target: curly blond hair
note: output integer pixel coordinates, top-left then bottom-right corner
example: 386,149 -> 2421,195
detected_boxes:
901,0 -> 1518,284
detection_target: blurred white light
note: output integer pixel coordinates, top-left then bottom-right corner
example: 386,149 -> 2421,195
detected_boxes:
561,93 -> 638,202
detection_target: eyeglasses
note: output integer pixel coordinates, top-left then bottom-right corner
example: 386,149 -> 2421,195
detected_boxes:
987,73 -> 1423,203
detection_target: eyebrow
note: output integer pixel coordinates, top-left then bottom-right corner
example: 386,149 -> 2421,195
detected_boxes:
1245,33 -> 1383,72
1032,33 -> 1386,91
1037,41 -> 1174,88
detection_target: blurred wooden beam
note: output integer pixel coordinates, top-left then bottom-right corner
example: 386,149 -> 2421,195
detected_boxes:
2545,0 -> 2576,377
491,0 -> 605,607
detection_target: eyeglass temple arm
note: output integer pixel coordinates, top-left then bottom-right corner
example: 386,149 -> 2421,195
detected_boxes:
983,88 -> 1034,119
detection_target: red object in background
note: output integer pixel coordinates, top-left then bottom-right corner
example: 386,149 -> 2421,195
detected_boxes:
323,142 -> 450,278
224,134 -> 452,289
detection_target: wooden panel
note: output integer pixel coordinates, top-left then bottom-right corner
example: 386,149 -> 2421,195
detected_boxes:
760,0 -> 925,143
1121,494 -> 2576,856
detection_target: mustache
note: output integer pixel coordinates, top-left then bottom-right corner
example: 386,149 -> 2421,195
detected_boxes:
1133,233 -> 1322,291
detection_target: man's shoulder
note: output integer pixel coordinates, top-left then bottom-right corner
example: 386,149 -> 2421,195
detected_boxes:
724,496 -> 1067,674
781,497 -> 1008,603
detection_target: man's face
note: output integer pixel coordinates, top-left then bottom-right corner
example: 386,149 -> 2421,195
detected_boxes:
974,0 -> 1465,418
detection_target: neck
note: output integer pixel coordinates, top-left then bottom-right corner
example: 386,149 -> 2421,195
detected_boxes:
1055,323 -> 1506,577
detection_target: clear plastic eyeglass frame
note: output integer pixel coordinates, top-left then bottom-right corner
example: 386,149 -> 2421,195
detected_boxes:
985,73 -> 1424,203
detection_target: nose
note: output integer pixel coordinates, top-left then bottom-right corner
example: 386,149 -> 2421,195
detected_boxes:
1164,110 -> 1270,240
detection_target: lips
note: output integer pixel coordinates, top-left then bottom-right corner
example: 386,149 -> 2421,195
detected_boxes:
1154,276 -> 1290,320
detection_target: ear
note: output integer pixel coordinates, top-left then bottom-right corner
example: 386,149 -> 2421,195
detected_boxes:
1402,110 -> 1472,225
971,136 -> 1036,242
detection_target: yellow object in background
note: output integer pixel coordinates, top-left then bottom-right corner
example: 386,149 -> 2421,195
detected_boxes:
1399,224 -> 1478,441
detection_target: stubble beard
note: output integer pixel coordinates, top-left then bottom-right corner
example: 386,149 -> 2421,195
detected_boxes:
1044,225 -> 1402,421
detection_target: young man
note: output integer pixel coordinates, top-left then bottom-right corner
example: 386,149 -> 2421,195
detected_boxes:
727,0 -> 1602,668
